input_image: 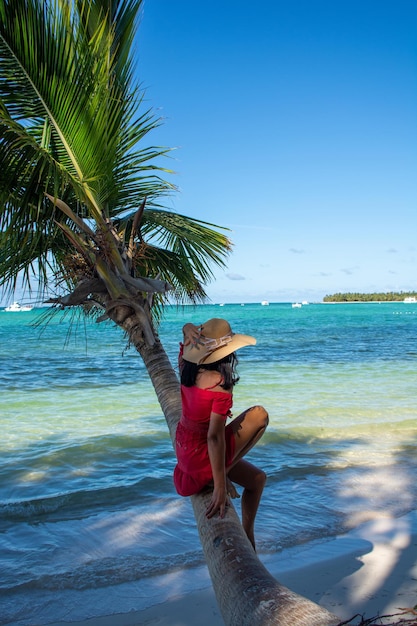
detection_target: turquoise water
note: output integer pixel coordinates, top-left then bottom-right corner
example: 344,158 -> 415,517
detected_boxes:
1,302 -> 416,625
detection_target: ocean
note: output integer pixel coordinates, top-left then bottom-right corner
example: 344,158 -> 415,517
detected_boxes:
1,302 -> 416,625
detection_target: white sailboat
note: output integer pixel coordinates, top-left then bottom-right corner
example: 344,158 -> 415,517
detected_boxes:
4,301 -> 33,312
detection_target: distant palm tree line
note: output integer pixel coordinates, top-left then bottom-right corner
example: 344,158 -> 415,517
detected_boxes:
323,291 -> 417,302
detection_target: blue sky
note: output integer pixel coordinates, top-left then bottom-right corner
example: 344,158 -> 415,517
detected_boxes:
137,0 -> 416,303
2,0 -> 415,307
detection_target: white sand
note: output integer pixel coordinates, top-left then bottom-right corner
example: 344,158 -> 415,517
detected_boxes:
47,511 -> 417,626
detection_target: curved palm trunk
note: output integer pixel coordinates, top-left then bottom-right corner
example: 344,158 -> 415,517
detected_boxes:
115,309 -> 340,626
193,496 -> 340,626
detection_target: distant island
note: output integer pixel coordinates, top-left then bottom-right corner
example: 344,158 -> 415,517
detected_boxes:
323,291 -> 417,302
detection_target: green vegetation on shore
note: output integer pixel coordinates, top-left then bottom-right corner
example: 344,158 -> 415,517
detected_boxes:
323,291 -> 417,302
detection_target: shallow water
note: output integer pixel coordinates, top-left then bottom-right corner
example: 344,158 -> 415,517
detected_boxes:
1,302 -> 416,624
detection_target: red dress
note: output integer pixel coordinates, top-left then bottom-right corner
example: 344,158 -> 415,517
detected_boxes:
173,384 -> 235,496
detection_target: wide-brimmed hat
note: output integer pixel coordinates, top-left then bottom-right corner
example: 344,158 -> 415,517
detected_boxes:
182,318 -> 256,365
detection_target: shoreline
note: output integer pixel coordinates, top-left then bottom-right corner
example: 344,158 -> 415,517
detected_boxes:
45,510 -> 417,626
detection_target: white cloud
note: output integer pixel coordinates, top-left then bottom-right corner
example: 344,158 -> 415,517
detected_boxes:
226,273 -> 246,281
340,267 -> 359,275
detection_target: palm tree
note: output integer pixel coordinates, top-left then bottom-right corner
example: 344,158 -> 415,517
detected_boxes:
0,2 -> 340,624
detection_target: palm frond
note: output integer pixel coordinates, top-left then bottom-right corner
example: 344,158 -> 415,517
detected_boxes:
141,208 -> 232,279
0,0 -> 231,309
118,208 -> 232,304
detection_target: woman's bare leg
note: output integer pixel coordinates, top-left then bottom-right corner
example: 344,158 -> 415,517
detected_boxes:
227,459 -> 266,551
229,405 -> 269,464
224,407 -> 268,550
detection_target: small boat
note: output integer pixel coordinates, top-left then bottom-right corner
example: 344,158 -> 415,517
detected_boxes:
261,300 -> 269,306
4,301 -> 33,312
292,302 -> 302,308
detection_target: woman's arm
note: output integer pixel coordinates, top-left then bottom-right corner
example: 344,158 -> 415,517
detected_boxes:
206,412 -> 228,519
179,323 -> 202,371
182,323 -> 202,346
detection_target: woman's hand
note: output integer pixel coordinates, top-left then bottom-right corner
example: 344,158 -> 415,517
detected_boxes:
182,323 -> 203,346
206,484 -> 228,519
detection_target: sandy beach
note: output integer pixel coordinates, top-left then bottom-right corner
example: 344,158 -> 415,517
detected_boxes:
47,511 -> 417,626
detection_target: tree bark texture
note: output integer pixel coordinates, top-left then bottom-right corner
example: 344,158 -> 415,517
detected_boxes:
193,490 -> 341,626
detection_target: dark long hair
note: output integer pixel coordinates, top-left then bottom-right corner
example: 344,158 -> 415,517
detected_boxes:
181,352 -> 239,390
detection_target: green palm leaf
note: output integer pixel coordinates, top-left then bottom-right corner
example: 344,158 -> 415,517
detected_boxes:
0,0 -> 231,312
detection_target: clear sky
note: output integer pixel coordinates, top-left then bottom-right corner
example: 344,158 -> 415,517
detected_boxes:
137,0 -> 417,303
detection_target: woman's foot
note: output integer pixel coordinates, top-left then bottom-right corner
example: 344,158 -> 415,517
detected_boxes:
226,477 -> 240,499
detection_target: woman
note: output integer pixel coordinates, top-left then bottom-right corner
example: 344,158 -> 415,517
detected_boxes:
173,318 -> 269,550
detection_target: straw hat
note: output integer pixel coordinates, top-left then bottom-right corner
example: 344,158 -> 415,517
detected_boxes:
182,318 -> 256,365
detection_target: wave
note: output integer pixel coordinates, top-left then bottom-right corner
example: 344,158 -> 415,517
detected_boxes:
0,550 -> 206,593
0,476 -> 174,524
